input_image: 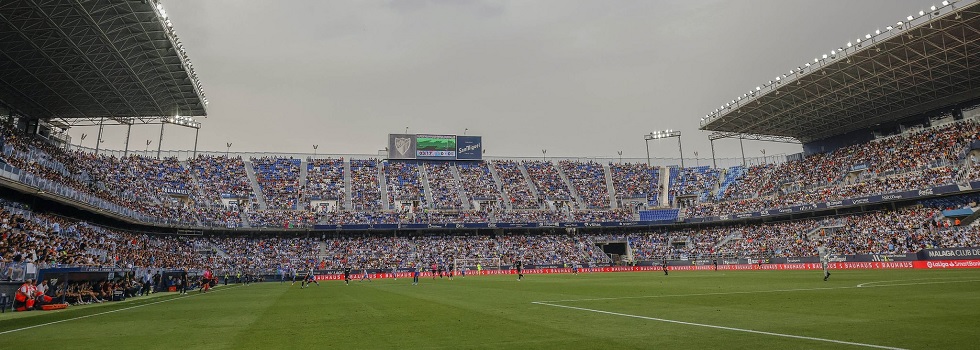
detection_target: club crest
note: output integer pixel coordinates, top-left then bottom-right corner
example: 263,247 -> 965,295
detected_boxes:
394,137 -> 412,156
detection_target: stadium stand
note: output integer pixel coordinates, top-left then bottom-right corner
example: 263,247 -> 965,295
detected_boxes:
493,160 -> 541,209
384,161 -> 426,210
523,161 -> 574,202
349,159 -> 383,211
559,160 -> 610,209
424,163 -> 464,210
304,157 -> 345,202
251,157 -> 301,210
609,162 -> 661,207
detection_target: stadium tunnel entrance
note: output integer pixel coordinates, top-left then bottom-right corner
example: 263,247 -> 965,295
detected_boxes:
596,241 -> 632,265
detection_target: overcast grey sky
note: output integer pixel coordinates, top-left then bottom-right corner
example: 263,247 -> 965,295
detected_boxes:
70,0 -> 930,161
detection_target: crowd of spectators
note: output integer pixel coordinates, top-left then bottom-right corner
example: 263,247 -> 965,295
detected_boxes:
610,163 -> 661,202
208,236 -> 319,273
559,160 -> 610,209
523,161 -> 574,201
457,162 -> 503,201
4,119 -> 980,229
318,233 -> 612,269
304,157 -> 345,201
717,121 -> 979,204
571,209 -> 634,222
6,191 -> 980,289
424,163 -> 464,210
0,203 -> 212,284
247,209 -> 317,228
687,166 -> 958,217
251,157 -> 301,210
349,159 -> 383,211
384,162 -> 426,207
1,127 -> 200,225
493,160 -> 540,209
669,166 -> 720,202
494,210 -> 567,223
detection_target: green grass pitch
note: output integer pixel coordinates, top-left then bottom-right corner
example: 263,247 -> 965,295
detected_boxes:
2,269 -> 978,349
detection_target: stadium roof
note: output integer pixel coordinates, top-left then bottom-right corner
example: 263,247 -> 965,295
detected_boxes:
700,0 -> 980,143
0,0 -> 207,126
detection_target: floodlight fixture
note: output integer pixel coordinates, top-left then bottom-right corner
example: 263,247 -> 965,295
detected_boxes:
919,10 -> 925,16
931,5 -> 937,11
942,1 -> 949,6
907,15 -> 914,21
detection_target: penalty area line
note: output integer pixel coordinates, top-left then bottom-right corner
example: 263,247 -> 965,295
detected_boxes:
0,284 -> 243,336
531,301 -> 907,350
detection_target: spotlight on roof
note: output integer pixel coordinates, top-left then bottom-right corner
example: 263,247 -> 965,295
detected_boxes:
942,1 -> 949,6
931,5 -> 937,11
919,10 -> 925,16
907,15 -> 914,21
865,34 -> 872,39
847,42 -> 853,47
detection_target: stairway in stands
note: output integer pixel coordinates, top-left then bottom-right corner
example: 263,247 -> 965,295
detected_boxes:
602,163 -> 618,209
517,163 -> 545,209
486,161 -> 513,209
554,163 -> 586,209
343,159 -> 353,210
449,165 -> 471,210
298,159 -> 309,204
378,161 -> 390,210
243,160 -> 269,210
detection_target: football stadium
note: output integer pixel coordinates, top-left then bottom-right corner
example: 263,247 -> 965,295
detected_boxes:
2,0 -> 980,349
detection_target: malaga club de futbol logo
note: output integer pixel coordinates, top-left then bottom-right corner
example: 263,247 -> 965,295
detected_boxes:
394,137 -> 412,157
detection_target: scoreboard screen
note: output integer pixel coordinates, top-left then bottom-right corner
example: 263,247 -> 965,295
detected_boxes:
387,134 -> 482,160
416,135 -> 456,159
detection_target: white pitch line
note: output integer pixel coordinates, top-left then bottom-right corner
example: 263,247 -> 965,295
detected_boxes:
855,277 -> 958,288
0,284 -> 242,336
532,301 -> 908,350
536,279 -> 980,303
